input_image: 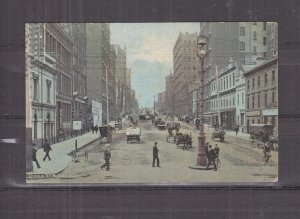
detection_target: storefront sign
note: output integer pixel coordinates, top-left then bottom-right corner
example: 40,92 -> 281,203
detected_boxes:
246,110 -> 261,117
263,109 -> 278,116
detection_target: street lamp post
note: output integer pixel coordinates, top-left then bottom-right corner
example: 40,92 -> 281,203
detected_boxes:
195,34 -> 210,167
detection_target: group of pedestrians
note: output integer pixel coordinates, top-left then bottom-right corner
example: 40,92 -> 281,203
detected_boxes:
205,142 -> 220,171
91,125 -> 99,134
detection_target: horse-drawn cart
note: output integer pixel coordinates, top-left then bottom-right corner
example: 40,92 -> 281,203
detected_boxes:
249,124 -> 278,150
212,128 -> 225,142
126,126 -> 141,144
165,122 -> 180,143
99,125 -> 113,143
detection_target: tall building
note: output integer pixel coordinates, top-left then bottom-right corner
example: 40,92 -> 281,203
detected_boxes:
86,23 -> 114,125
125,68 -> 132,114
61,24 -> 88,131
173,32 -> 200,116
113,44 -> 127,117
165,71 -> 175,115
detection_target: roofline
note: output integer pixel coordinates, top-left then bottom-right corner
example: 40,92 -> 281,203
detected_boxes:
244,57 -> 278,76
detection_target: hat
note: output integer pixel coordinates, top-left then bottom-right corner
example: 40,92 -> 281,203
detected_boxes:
155,142 -> 157,145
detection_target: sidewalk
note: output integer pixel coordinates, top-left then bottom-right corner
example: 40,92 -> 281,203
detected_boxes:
27,132 -> 100,176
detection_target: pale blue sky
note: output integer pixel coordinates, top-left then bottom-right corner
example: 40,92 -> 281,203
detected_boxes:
110,23 -> 200,108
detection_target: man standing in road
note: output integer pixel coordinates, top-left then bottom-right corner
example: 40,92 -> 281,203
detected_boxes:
152,142 -> 160,167
101,144 -> 111,171
235,125 -> 239,136
32,143 -> 41,168
43,138 -> 52,161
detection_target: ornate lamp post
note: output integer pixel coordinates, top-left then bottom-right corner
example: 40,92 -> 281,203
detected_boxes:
194,34 -> 210,167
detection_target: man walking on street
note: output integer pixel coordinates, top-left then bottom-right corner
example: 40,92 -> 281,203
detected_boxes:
101,144 -> 111,171
32,143 -> 41,168
43,139 -> 52,161
95,125 -> 98,134
152,142 -> 160,167
235,125 -> 239,136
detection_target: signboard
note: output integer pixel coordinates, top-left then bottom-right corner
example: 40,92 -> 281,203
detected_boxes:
92,100 -> 102,127
245,110 -> 261,117
263,109 -> 278,116
72,121 -> 82,130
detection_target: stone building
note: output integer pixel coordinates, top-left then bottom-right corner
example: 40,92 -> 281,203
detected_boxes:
165,72 -> 175,115
86,23 -> 115,125
27,23 -> 57,147
173,32 -> 199,116
244,57 -> 278,134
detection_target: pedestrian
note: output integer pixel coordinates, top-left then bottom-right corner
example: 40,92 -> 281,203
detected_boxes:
43,138 -> 52,161
235,125 -> 239,136
101,144 -> 111,171
214,144 -> 220,159
32,143 -> 41,168
91,125 -> 94,134
152,142 -> 160,167
95,125 -> 98,134
206,145 -> 217,171
205,142 -> 209,158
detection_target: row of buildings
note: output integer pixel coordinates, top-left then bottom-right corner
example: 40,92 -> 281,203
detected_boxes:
25,23 -> 138,148
161,22 -> 278,134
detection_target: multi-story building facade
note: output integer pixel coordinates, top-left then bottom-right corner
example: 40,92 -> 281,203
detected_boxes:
27,23 -> 57,147
157,91 -> 166,114
113,45 -> 127,117
125,68 -> 132,114
244,57 -> 278,134
173,32 -> 199,116
86,23 -> 115,125
209,61 -> 237,130
61,24 -> 88,131
235,67 -> 246,133
165,72 -> 175,115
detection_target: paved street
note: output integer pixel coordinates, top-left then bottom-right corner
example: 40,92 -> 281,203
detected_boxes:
28,120 -> 277,184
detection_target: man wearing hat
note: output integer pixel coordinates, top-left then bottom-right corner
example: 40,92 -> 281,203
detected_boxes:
32,143 -> 41,168
101,144 -> 111,171
152,142 -> 160,167
43,138 -> 52,161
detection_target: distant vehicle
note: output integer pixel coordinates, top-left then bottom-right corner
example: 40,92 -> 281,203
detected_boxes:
166,122 -> 180,143
126,126 -> 141,144
212,127 -> 225,142
175,132 -> 193,150
183,115 -> 190,123
99,125 -> 114,143
155,117 -> 166,129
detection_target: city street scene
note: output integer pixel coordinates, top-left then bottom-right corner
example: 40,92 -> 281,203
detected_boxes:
25,22 -> 278,183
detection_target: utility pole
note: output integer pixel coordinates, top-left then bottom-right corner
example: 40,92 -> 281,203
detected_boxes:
105,66 -> 109,124
216,66 -> 221,128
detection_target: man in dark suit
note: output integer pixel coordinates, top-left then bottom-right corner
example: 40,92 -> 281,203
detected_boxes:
152,142 -> 160,167
43,138 -> 52,161
32,143 -> 41,168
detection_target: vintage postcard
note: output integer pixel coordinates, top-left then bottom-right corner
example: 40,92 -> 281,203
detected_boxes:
25,22 -> 278,183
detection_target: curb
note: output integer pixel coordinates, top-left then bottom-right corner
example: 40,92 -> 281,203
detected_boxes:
67,136 -> 100,156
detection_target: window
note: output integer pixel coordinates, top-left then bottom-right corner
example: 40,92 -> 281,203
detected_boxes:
226,77 -> 228,89
265,73 -> 268,86
258,94 -> 260,108
258,76 -> 260,88
237,93 -> 239,105
240,42 -> 245,51
240,26 -> 245,36
252,95 -> 255,108
272,91 -> 275,103
252,78 -> 255,90
241,113 -> 244,126
265,93 -> 268,107
253,46 -> 257,55
33,113 -> 37,139
258,119 -> 261,124
233,97 -> 235,106
253,22 -> 257,25
263,22 -> 267,30
233,75 -> 235,86
240,57 -> 245,65
33,77 -> 38,100
247,80 -> 250,90
46,80 -> 51,103
242,93 -> 244,104
253,31 -> 257,40
272,70 -> 275,82
263,37 -> 267,45
263,52 -> 267,57
247,97 -> 249,109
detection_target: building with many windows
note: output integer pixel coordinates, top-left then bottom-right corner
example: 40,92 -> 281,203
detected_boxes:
244,57 -> 278,134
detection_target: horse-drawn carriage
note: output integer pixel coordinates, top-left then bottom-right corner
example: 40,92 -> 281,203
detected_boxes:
211,128 -> 225,142
175,132 -> 193,150
249,124 -> 278,150
126,126 -> 141,144
99,125 -> 114,143
165,122 -> 180,143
